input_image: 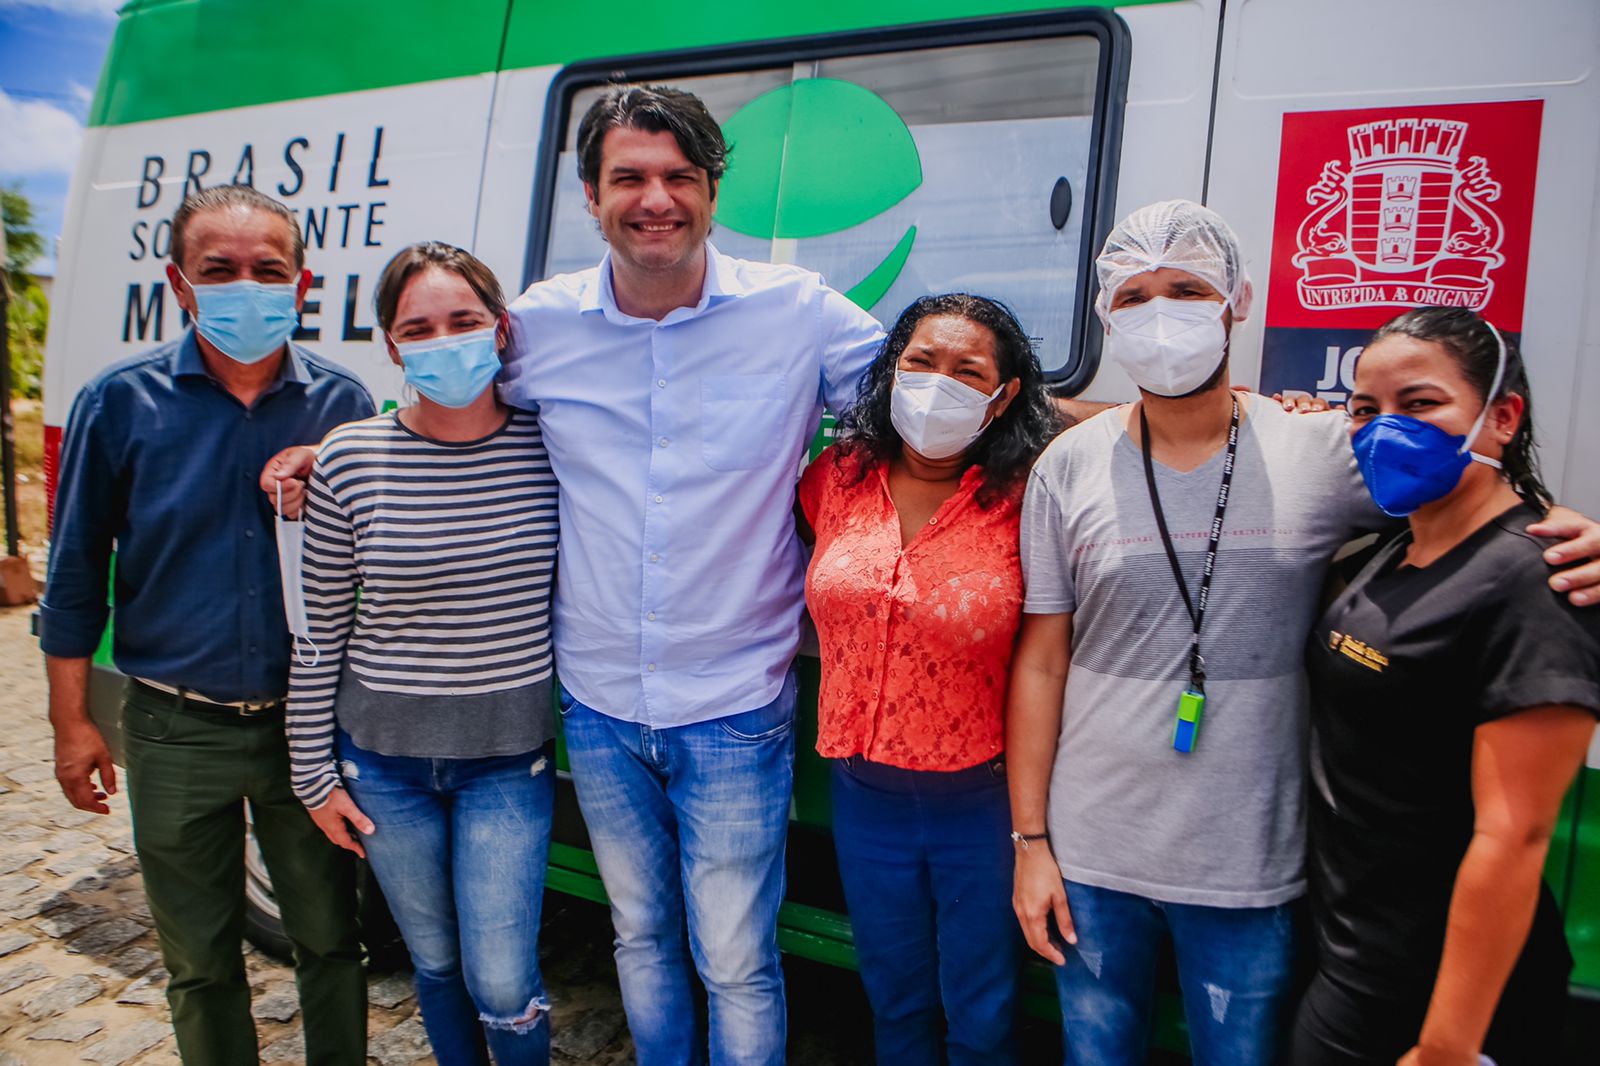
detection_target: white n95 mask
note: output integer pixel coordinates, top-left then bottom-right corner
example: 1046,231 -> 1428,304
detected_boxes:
274,481 -> 320,668
889,370 -> 1003,460
1106,297 -> 1229,397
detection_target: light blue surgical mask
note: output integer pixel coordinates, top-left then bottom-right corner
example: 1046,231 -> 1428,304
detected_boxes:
182,271 -> 300,364
393,327 -> 502,409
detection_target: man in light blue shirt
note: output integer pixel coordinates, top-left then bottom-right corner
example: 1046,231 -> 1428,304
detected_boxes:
503,85 -> 882,1064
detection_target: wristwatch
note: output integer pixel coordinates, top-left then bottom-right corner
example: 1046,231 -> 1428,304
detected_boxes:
1010,830 -> 1048,850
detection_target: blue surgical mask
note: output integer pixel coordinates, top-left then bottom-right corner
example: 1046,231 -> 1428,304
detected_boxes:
1351,323 -> 1508,517
394,327 -> 501,409
182,272 -> 300,364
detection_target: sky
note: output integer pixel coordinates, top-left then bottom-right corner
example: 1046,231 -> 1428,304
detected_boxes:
0,0 -> 119,275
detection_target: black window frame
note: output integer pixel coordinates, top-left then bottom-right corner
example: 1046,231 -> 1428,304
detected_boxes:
521,8 -> 1131,394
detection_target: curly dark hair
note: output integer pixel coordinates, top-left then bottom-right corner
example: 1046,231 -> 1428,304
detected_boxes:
833,293 -> 1063,508
1369,306 -> 1552,510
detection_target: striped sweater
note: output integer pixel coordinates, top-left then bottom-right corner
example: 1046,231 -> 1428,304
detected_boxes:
287,409 -> 558,807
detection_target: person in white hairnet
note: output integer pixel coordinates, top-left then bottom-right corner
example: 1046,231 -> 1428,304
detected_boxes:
1003,199 -> 1600,1065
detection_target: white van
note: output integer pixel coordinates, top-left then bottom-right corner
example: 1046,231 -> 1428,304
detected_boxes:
42,0 -> 1600,1040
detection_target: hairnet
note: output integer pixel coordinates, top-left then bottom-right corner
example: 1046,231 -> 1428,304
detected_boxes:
1093,199 -> 1254,328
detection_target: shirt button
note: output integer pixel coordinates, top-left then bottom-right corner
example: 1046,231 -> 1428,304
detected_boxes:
657,379 -> 667,388
659,437 -> 669,447
650,553 -> 659,563
647,663 -> 657,672
244,529 -> 255,539
647,612 -> 657,621
929,516 -> 938,524
654,495 -> 663,504
878,641 -> 886,650
248,588 -> 258,598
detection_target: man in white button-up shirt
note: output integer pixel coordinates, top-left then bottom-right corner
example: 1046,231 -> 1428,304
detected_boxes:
502,84 -> 883,1065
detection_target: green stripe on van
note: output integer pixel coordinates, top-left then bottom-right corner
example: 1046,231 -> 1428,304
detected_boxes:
94,0 -> 1175,126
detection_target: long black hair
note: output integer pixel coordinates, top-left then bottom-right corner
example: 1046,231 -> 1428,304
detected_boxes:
833,293 -> 1063,508
1369,306 -> 1552,510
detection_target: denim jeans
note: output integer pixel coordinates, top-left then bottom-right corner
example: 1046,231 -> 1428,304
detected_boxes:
1053,879 -> 1299,1066
558,672 -> 795,1066
830,755 -> 1020,1066
336,730 -> 555,1066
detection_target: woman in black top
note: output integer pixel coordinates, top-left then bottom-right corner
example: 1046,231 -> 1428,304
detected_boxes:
1290,307 -> 1600,1066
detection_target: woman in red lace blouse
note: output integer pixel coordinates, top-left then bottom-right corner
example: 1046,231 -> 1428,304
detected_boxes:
797,294 -> 1063,1064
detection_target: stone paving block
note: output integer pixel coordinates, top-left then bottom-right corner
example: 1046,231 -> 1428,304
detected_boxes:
79,1019 -> 169,1064
0,930 -> 35,957
27,1017 -> 106,1041
66,918 -> 146,957
369,1015 -> 434,1066
367,971 -> 416,1009
261,1030 -> 306,1063
0,874 -> 42,905
44,850 -> 114,879
0,850 -> 38,876
36,903 -> 108,939
116,970 -> 167,1006
65,915 -> 147,953
0,958 -> 50,994
40,829 -> 100,854
107,945 -> 160,977
0,824 -> 47,844
5,890 -> 69,921
104,835 -> 135,855
250,982 -> 299,1022
21,973 -> 102,1020
0,1050 -> 28,1066
5,762 -> 55,786
551,1006 -> 625,1060
49,809 -> 99,830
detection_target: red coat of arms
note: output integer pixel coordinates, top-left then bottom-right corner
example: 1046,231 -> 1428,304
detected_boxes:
1266,100 -> 1541,333
1295,118 -> 1505,310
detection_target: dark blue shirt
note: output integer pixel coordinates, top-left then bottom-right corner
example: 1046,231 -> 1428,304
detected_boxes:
39,330 -> 375,701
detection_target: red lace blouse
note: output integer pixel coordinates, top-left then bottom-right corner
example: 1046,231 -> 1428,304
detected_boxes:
798,445 -> 1025,771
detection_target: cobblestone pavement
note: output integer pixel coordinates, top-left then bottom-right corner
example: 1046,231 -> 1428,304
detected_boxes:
0,604 -> 893,1065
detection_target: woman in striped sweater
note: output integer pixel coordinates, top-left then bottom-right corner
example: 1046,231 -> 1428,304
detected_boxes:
286,242 -> 559,1066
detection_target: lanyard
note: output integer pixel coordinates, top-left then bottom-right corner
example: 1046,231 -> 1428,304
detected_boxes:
1138,396 -> 1240,695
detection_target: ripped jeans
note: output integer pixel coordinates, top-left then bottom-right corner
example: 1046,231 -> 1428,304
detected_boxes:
1053,880 -> 1300,1066
336,729 -> 554,1066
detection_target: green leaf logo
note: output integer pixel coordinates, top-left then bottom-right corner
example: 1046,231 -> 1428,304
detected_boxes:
717,78 -> 922,310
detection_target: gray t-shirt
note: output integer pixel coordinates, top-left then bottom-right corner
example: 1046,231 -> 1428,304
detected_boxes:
1021,400 -> 1383,907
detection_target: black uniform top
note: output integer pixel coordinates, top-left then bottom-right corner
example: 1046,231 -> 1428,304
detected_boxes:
1306,502 -> 1600,1009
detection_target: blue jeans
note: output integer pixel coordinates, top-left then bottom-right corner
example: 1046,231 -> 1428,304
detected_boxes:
558,673 -> 795,1066
336,730 -> 555,1066
1053,880 -> 1299,1066
830,755 -> 1020,1066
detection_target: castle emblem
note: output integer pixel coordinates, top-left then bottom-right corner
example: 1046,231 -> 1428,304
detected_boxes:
1293,118 -> 1505,311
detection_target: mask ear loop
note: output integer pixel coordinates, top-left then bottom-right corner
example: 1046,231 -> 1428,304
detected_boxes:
277,480 -> 323,670
1461,321 -> 1508,468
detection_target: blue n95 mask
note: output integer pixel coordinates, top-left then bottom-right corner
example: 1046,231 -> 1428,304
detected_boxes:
183,273 -> 300,364
1351,323 -> 1508,517
394,327 -> 501,409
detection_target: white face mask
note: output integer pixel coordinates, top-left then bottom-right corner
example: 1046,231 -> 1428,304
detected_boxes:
890,370 -> 1003,460
1106,296 -> 1230,397
274,481 -> 320,669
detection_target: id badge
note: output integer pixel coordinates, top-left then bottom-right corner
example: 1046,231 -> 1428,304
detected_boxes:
1172,688 -> 1205,754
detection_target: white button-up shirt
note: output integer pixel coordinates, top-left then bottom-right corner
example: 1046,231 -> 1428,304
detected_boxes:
503,244 -> 883,727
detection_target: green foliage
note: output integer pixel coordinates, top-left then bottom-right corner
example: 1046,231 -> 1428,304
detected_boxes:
2,186 -> 46,280
7,279 -> 47,400
3,185 -> 48,399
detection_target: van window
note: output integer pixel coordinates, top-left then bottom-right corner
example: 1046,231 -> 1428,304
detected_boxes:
530,14 -> 1128,386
